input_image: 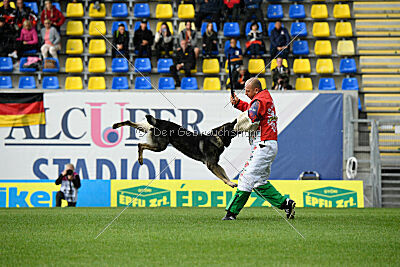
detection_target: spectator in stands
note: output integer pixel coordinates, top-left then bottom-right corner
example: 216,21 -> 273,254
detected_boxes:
40,0 -> 65,32
55,164 -> 81,207
11,20 -> 38,59
243,0 -> 265,33
271,57 -> 291,90
0,17 -> 16,57
10,0 -> 38,33
245,22 -> 265,58
155,22 -> 173,59
133,20 -> 153,58
202,22 -> 218,58
170,39 -> 196,87
112,23 -> 129,58
179,21 -> 200,59
0,0 -> 15,22
40,19 -> 60,59
270,21 -> 290,59
222,0 -> 240,22
195,0 -> 222,30
226,38 -> 243,85
233,66 -> 250,90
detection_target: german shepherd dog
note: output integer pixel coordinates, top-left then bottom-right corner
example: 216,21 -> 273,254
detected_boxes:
113,115 -> 238,188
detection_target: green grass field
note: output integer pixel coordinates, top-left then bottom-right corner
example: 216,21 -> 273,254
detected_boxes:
1,207 -> 399,266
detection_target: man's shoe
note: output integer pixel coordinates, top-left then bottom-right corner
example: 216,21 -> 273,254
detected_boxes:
284,199 -> 296,219
222,212 -> 237,220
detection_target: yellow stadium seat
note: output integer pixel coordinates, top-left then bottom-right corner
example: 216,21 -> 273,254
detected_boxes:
178,22 -> 195,33
248,59 -> 266,74
88,77 -> 106,90
202,59 -> 220,74
65,58 -> 83,73
89,39 -> 106,55
311,4 -> 328,19
178,4 -> 195,19
88,58 -> 106,73
66,39 -> 83,55
203,78 -> 221,90
89,3 -> 106,18
258,78 -> 267,90
156,22 -> 174,35
316,59 -> 334,74
156,4 -> 173,19
0,1 -> 15,8
66,21 -> 83,36
313,22 -> 330,37
337,40 -> 355,56
66,3 -> 84,17
314,40 -> 332,56
65,77 -> 83,90
296,78 -> 313,91
333,4 -> 350,19
89,21 -> 106,36
293,59 -> 311,74
335,22 -> 353,37
270,59 -> 288,71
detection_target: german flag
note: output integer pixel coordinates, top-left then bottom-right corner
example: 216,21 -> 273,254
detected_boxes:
0,93 -> 45,127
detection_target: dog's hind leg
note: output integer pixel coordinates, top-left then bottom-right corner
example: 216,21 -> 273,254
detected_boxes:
207,163 -> 238,188
138,143 -> 168,165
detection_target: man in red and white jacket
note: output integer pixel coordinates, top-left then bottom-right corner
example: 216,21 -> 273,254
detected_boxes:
223,78 -> 296,220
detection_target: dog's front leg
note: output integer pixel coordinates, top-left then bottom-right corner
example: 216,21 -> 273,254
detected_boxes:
207,163 -> 237,188
112,120 -> 135,129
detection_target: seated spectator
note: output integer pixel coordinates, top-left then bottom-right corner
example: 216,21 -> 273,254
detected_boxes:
0,17 -> 16,57
195,0 -> 222,30
179,21 -> 200,59
222,0 -> 240,22
243,0 -> 265,33
232,66 -> 250,90
40,0 -> 65,32
11,20 -> 38,59
226,38 -> 243,84
155,22 -> 173,59
40,19 -> 60,59
245,22 -> 265,58
112,23 -> 129,58
0,0 -> 15,22
271,57 -> 291,90
170,39 -> 196,87
270,21 -> 290,59
202,22 -> 218,58
10,0 -> 38,33
133,20 -> 153,58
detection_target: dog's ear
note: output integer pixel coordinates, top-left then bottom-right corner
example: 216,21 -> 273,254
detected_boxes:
232,119 -> 237,125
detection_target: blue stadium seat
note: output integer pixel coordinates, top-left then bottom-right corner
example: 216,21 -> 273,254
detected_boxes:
267,4 -> 283,19
201,22 -> 218,35
268,22 -> 284,36
42,76 -> 59,89
42,58 -> 59,73
133,3 -> 150,18
157,58 -> 173,73
52,2 -> 61,11
25,2 -> 38,14
19,57 -> 37,72
134,21 -> 150,32
135,77 -> 152,90
292,40 -> 309,55
112,21 -> 129,34
111,3 -> 128,17
0,57 -> 13,72
112,77 -> 129,89
112,58 -> 129,73
181,77 -> 198,90
358,97 -> 362,111
318,78 -> 336,90
340,58 -> 357,74
158,77 -> 175,90
290,22 -> 307,37
0,76 -> 12,88
245,22 -> 263,36
23,49 -> 37,55
134,58 -> 151,73
223,22 -> 240,37
224,40 -> 241,55
18,76 -> 36,89
289,4 -> 305,19
342,78 -> 359,90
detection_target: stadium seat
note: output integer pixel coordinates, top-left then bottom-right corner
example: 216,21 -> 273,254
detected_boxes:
112,58 -> 129,73
89,39 -> 106,55
89,3 -> 106,18
290,22 -> 307,37
245,22 -> 263,36
316,59 -> 334,74
0,76 -> 12,89
337,40 -> 355,56
65,58 -> 83,73
156,4 -> 173,19
157,58 -> 173,73
259,78 -> 267,90
19,57 -> 36,72
25,2 -> 38,14
293,59 -> 311,74
223,22 -> 240,37
135,77 -> 152,90
292,40 -> 309,55
42,76 -> 59,89
314,40 -> 332,56
311,4 -> 328,19
134,21 -> 150,32
18,76 -> 36,89
202,59 -> 220,74
88,58 -> 106,73
112,21 -> 128,34
248,59 -> 266,74
133,3 -> 150,18
156,22 -> 174,34
333,4 -> 350,19
111,3 -> 128,18
201,22 -> 218,35
224,40 -> 241,55
66,21 -> 83,36
158,77 -> 175,90
89,21 -> 106,36
181,77 -> 198,90
42,58 -> 59,73
203,78 -> 221,90
66,3 -> 84,17
0,57 -> 13,72
88,77 -> 106,90
112,77 -> 129,90
134,58 -> 151,73
340,58 -> 357,74
289,4 -> 305,19
335,22 -> 353,37
178,4 -> 195,19
65,77 -> 83,90
267,4 -> 283,19
342,78 -> 359,90
295,78 -> 313,91
66,39 -> 83,55
318,78 -> 336,90
270,58 -> 288,71
52,2 -> 60,11
313,22 -> 330,37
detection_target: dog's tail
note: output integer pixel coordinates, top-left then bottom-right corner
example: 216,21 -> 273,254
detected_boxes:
145,114 -> 157,127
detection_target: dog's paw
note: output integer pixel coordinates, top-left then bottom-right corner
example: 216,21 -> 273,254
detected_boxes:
138,157 -> 143,165
112,123 -> 120,129
227,181 -> 238,188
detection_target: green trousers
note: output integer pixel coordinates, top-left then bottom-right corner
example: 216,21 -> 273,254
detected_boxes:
226,182 -> 286,215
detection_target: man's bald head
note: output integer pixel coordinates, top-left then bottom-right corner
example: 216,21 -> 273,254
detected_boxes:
244,78 -> 263,100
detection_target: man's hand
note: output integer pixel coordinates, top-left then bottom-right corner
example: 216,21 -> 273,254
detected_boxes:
62,169 -> 67,176
176,63 -> 184,70
230,93 -> 239,106
142,40 -> 148,46
117,44 -> 122,50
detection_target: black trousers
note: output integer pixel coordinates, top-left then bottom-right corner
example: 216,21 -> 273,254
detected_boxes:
222,4 -> 240,21
243,8 -> 265,33
155,42 -> 173,59
56,191 -> 77,207
170,62 -> 194,85
270,46 -> 289,59
195,11 -> 219,30
136,44 -> 152,58
15,41 -> 37,58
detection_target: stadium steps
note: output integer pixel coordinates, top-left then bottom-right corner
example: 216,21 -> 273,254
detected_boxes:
355,19 -> 400,36
353,1 -> 400,19
382,167 -> 400,207
360,56 -> 400,74
357,38 -> 400,55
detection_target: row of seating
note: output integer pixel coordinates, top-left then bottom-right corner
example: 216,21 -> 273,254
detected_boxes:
289,4 -> 350,19
296,77 -> 358,91
293,40 -> 354,56
0,57 -> 60,73
292,58 -> 357,74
